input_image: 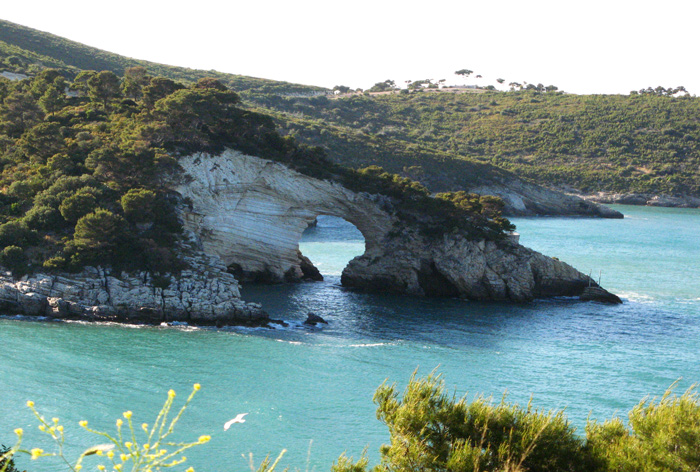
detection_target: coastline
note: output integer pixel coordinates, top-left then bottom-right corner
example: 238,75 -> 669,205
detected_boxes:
580,192 -> 700,209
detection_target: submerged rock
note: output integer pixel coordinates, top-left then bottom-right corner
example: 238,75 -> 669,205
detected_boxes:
579,286 -> 623,304
304,312 -> 328,326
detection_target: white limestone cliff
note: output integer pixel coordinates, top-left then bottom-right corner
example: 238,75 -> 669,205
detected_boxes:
173,150 -> 393,282
172,150 -> 613,302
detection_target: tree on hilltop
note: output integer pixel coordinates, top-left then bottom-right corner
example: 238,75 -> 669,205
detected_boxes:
367,80 -> 397,93
455,69 -> 473,79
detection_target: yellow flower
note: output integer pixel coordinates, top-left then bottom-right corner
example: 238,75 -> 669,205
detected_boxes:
193,383 -> 201,391
115,465 -> 122,471
38,425 -> 46,432
13,428 -> 23,436
57,425 -> 64,432
141,423 -> 148,432
75,465 -> 82,471
107,451 -> 115,459
168,389 -> 176,398
30,448 -> 43,460
52,417 -> 59,423
26,401 -> 34,408
120,454 -> 128,462
197,435 -> 211,443
124,442 -> 132,449
79,420 -> 88,428
116,419 -> 123,427
186,467 -> 194,472
96,450 -> 103,456
143,444 -> 150,450
98,466 -> 106,471
123,411 -> 132,419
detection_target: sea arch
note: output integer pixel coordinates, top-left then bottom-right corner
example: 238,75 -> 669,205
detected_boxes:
173,150 -> 393,283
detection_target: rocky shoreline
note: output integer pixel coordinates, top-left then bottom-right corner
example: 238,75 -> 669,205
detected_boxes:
0,247 -> 270,327
580,192 -> 700,208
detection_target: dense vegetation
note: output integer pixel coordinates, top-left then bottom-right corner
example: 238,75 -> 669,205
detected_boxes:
5,18 -> 697,201
0,69 -> 514,277
255,91 -> 700,197
331,372 -> 700,472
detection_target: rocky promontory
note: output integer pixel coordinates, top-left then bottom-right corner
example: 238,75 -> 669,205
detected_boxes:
171,149 -> 614,302
0,149 -> 621,322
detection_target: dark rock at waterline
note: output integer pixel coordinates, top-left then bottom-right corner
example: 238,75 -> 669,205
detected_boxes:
580,286 -> 623,304
304,312 -> 328,326
298,250 -> 323,281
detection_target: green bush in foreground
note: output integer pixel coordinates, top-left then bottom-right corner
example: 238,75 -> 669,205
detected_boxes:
336,372 -> 700,472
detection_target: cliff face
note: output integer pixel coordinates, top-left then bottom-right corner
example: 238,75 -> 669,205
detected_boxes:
467,181 -> 623,218
342,232 -> 592,301
0,248 -> 268,325
172,150 -> 606,302
173,151 -> 394,283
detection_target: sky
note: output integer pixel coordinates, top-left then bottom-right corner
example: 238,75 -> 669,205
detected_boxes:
3,0 -> 700,95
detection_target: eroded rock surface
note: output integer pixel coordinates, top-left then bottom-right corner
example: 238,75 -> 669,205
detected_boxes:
0,248 -> 267,325
468,181 -> 623,218
342,230 -> 599,302
583,192 -> 700,208
173,150 -> 392,283
172,150 -> 606,302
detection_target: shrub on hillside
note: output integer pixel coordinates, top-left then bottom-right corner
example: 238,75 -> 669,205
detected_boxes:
0,245 -> 27,277
22,204 -> 63,230
58,191 -> 98,223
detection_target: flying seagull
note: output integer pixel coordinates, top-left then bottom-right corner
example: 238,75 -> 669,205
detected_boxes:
224,413 -> 248,430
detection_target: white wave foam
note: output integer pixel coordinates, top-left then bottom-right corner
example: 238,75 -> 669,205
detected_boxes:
347,342 -> 395,347
616,291 -> 658,303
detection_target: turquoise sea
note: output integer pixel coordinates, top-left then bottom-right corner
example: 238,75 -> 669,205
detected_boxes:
1,205 -> 699,471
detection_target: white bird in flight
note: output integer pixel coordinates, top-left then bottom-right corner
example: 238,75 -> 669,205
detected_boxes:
224,413 -> 248,430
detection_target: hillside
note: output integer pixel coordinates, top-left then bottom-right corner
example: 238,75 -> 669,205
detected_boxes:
0,19 -> 326,96
254,91 -> 700,199
2,18 -> 693,212
0,66 -> 521,277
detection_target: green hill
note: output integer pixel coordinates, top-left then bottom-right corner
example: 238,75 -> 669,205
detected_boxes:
0,19 -> 326,96
253,91 -> 700,198
2,18 -> 697,204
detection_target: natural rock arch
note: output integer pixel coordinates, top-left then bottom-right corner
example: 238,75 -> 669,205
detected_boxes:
172,150 -> 612,302
173,150 -> 392,283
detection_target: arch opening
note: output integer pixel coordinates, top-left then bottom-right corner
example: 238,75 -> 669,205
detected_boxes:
298,215 -> 366,280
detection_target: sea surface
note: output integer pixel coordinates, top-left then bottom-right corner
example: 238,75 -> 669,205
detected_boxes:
1,205 -> 699,471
